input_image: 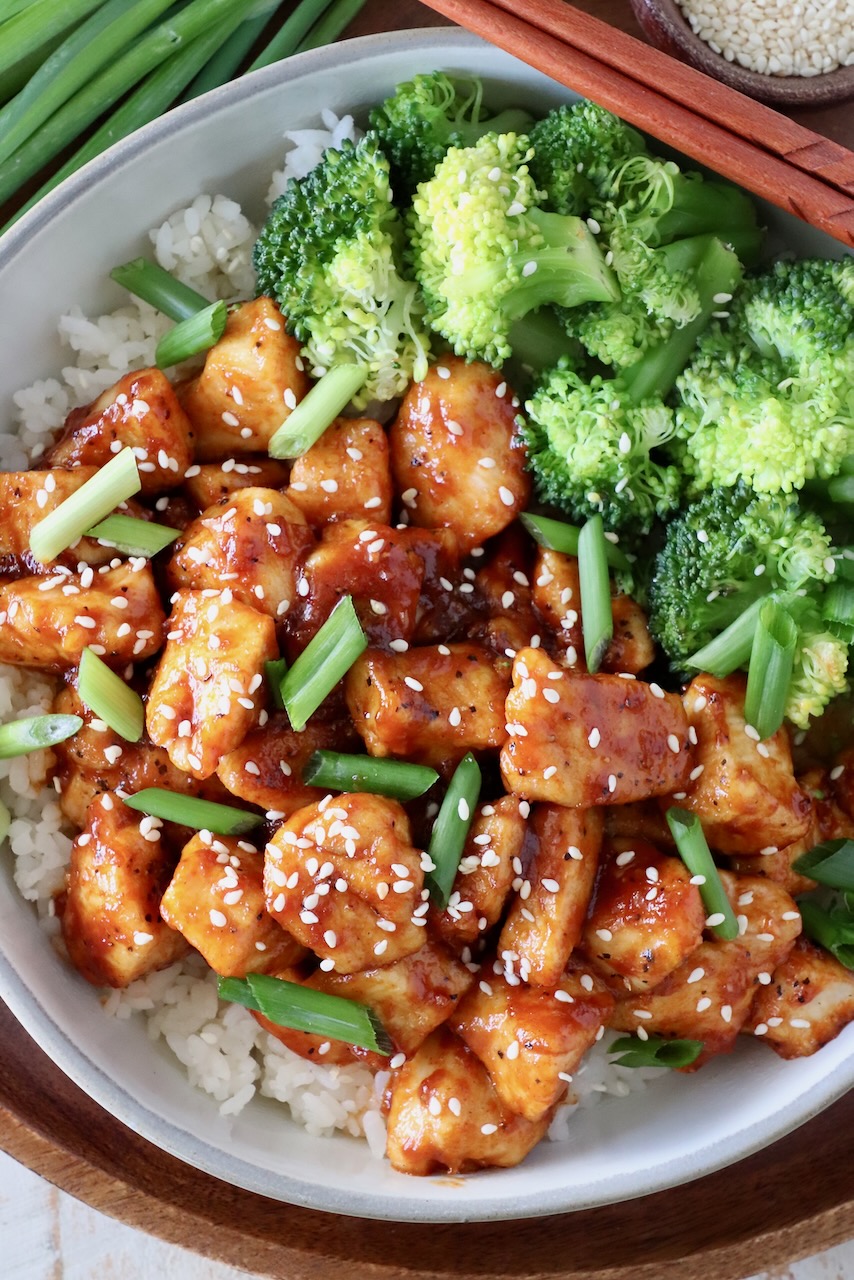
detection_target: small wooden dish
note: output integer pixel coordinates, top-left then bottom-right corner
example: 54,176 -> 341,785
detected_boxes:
629,0 -> 854,107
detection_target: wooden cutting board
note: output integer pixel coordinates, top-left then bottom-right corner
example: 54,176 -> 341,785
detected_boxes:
1,3 -> 852,1277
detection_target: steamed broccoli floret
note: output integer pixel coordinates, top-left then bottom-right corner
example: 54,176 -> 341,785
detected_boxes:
369,71 -> 533,197
786,622 -> 849,729
648,485 -> 838,670
674,258 -> 854,494
253,134 -> 430,406
523,236 -> 744,535
407,132 -> 619,366
528,101 -> 646,216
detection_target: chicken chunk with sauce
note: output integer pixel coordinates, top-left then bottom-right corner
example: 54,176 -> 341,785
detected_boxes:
286,417 -> 393,527
745,937 -> 854,1058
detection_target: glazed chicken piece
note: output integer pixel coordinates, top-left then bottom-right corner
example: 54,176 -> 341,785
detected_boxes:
160,833 -> 305,977
498,804 -> 603,987
260,939 -> 474,1065
0,561 -> 165,670
609,871 -> 802,1064
263,792 -> 426,972
62,790 -> 187,987
146,589 -> 277,779
51,684 -> 229,828
180,297 -> 309,459
678,673 -> 812,855
500,647 -> 692,807
286,520 -> 425,656
385,1026 -> 553,1176
345,642 -> 510,771
0,468 -> 148,573
580,838 -> 706,994
286,417 -> 393,527
605,595 -> 656,676
726,772 -> 841,896
470,525 -> 540,658
830,746 -> 854,819
604,800 -> 676,850
216,717 -> 361,816
400,525 -> 473,646
451,971 -> 615,1121
46,368 -> 194,494
745,937 -> 854,1058
389,357 -> 530,553
252,962 -> 387,1069
167,486 -> 313,621
429,795 -> 527,952
181,455 -> 290,512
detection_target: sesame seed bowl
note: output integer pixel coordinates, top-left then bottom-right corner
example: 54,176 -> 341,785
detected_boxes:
0,26 -> 853,1226
629,0 -> 854,106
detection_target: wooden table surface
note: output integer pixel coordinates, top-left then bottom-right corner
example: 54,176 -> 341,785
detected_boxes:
1,2 -> 852,1277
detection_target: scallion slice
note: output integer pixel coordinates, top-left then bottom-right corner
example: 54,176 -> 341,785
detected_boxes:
0,798 -> 10,845
792,839 -> 854,891
666,807 -> 739,940
798,898 -> 854,970
84,513 -> 179,557
267,364 -> 368,460
302,750 -> 438,801
29,446 -> 140,564
520,511 -> 632,572
578,514 -> 612,674
265,658 -> 288,712
0,713 -> 82,759
122,788 -> 262,835
155,300 -> 228,369
425,752 -> 482,908
217,972 -> 392,1055
280,596 -> 367,732
685,595 -> 766,677
110,257 -> 211,322
78,647 -> 143,742
609,1034 -> 704,1069
823,581 -> 854,629
743,599 -> 797,740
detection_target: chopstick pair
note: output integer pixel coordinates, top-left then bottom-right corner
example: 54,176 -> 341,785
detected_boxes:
417,0 -> 854,249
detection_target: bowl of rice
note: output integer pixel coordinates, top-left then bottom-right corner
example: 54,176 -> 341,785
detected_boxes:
0,26 -> 852,1224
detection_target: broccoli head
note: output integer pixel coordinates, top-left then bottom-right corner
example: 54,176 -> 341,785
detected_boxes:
527,100 -> 645,216
369,71 -> 533,197
407,132 -> 619,366
523,361 -> 682,534
674,258 -> 854,495
253,134 -> 430,406
648,484 -> 838,673
786,619 -> 849,729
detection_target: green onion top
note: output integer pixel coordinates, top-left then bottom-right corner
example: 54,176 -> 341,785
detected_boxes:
110,257 -> 210,322
155,299 -> 228,369
29,446 -> 140,563
425,752 -> 482,908
792,839 -> 854,892
280,595 -> 367,732
666,807 -> 739,941
798,897 -> 854,970
520,511 -> 632,572
84,513 -> 180,557
268,363 -> 368,460
218,972 -> 392,1055
0,714 -> 82,759
743,599 -> 797,741
302,750 -> 438,802
578,514 -> 613,674
78,647 -> 144,742
122,788 -> 263,835
609,1034 -> 704,1069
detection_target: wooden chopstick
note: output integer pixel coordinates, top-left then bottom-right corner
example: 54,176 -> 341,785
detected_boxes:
486,0 -> 854,198
417,0 -> 854,249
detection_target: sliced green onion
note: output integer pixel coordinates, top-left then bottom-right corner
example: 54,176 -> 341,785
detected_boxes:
218,972 -> 392,1055
267,364 -> 368,460
743,599 -> 797,740
123,788 -> 263,835
519,511 -> 632,572
608,1034 -> 704,1069
0,0 -> 104,78
578,514 -> 612,674
302,750 -> 438,801
686,595 -> 766,677
798,899 -> 854,970
155,300 -> 228,369
247,0 -> 334,70
29,447 -> 140,564
265,658 -> 288,711
792,839 -> 854,891
110,258 -> 210,322
84,513 -> 179,557
78,647 -> 144,742
0,714 -> 82,759
280,596 -> 367,732
425,752 -> 482,908
666,807 -> 739,940
294,0 -> 367,52
823,581 -> 854,628
0,798 -> 10,844
184,0 -> 286,96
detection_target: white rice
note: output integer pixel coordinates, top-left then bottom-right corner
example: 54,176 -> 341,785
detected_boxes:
0,111 -> 660,1163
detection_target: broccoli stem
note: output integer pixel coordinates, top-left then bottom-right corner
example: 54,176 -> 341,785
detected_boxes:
620,236 -> 743,404
652,179 -> 759,245
457,106 -> 534,145
508,310 -> 582,371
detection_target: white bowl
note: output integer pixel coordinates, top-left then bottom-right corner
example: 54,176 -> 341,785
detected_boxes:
0,27 -> 851,1224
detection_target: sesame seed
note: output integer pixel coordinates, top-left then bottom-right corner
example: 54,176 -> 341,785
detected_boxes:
705,912 -> 726,927
595,928 -> 613,942
404,676 -> 423,692
498,486 -> 515,507
209,909 -> 227,927
667,734 -> 681,753
542,878 -> 560,892
696,997 -> 712,1012
607,774 -> 617,793
436,366 -> 450,379
480,1123 -> 498,1135
588,727 -> 601,749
